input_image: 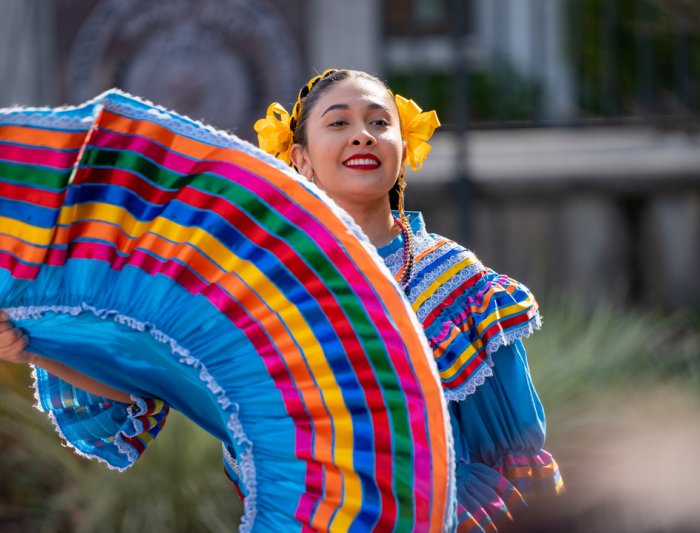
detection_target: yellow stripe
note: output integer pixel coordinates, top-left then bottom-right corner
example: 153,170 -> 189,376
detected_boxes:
412,255 -> 480,311
0,216 -> 55,245
474,292 -> 535,337
14,202 -> 362,519
437,337 -> 481,381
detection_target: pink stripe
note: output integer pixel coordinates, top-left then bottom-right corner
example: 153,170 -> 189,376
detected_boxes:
61,240 -> 325,512
0,142 -> 80,169
85,131 -> 410,524
91,128 -> 201,173
0,251 -> 40,279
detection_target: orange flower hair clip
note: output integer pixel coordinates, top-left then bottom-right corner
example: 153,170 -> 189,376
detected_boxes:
254,69 -> 337,165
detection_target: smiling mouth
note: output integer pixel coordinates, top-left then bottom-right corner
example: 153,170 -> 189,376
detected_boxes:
343,155 -> 381,169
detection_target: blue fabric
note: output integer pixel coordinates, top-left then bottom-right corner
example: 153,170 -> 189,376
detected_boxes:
377,212 -> 561,530
450,340 -> 546,466
12,208 -> 558,531
3,261 -> 307,530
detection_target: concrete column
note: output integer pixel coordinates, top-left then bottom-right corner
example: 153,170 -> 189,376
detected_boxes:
645,193 -> 700,307
306,0 -> 382,75
476,0 -> 575,121
0,0 -> 56,106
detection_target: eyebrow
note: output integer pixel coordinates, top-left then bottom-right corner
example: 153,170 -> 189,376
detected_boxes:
320,102 -> 390,117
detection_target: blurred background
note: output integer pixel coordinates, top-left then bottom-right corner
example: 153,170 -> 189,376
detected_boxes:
1,0 -> 699,531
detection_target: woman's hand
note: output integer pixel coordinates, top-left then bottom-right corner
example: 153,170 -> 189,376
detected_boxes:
0,310 -> 33,365
0,310 -> 133,402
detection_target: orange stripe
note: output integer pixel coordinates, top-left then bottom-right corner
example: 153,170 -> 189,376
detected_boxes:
434,325 -> 461,358
0,233 -> 51,264
0,125 -> 88,150
394,238 -> 449,282
99,109 -> 450,529
505,463 -> 556,480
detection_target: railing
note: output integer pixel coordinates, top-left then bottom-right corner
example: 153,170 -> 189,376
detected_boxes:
382,0 -> 700,131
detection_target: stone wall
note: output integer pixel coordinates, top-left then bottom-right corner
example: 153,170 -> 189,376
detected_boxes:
408,128 -> 700,309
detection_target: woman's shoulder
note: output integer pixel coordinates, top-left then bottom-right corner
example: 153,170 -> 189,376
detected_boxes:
408,222 -> 540,338
408,226 -> 490,308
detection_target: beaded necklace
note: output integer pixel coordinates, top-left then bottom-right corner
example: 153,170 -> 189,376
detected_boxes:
392,214 -> 415,292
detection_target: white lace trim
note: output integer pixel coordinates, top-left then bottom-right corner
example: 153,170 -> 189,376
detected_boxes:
443,359 -> 494,402
485,315 -> 542,355
222,443 -> 242,478
414,259 -> 484,322
382,222 -> 437,275
227,410 -> 257,533
0,95 -> 104,130
443,314 -> 542,402
10,303 -> 258,528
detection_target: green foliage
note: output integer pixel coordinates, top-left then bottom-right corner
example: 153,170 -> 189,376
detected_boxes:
0,299 -> 698,530
567,0 -> 700,117
386,66 -> 542,126
528,298 -> 700,416
0,381 -> 241,533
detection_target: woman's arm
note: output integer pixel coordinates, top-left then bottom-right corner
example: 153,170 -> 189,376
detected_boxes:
0,311 -> 133,403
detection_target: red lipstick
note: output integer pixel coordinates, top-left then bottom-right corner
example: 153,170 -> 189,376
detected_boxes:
342,153 -> 381,170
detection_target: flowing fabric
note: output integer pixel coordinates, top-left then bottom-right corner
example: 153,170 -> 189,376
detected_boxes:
0,90 -> 456,532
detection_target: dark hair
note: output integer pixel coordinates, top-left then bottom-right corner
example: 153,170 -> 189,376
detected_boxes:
292,69 -> 404,210
292,70 -> 392,147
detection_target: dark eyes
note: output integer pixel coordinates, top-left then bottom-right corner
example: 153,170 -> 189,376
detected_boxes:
328,118 -> 390,127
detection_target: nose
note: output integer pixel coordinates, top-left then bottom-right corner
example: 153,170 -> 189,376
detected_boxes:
351,128 -> 375,146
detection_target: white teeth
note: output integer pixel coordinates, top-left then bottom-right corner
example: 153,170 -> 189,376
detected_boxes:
344,158 -> 379,166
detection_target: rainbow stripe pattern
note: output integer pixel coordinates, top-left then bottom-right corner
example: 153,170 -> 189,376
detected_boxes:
382,213 -> 542,401
0,90 -> 455,532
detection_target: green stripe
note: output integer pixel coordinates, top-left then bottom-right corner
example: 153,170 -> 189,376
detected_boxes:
0,162 -> 71,190
82,144 -> 416,522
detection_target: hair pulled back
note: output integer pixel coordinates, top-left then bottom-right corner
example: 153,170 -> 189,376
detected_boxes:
292,70 -> 393,148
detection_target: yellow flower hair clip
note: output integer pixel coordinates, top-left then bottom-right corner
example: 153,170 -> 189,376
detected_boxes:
394,94 -> 441,171
254,69 -> 441,171
254,102 -> 294,165
254,69 -> 337,165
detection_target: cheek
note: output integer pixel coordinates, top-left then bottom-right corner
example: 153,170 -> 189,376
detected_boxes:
380,134 -> 404,165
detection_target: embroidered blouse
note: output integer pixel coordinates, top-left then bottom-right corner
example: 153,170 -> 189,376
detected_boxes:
378,211 -> 563,531
29,210 -> 563,532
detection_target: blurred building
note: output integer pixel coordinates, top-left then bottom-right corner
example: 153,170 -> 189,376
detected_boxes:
1,0 -> 699,308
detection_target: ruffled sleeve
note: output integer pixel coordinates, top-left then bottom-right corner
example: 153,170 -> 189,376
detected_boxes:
33,366 -> 169,471
450,339 -> 564,492
415,249 -> 542,401
412,254 -> 562,530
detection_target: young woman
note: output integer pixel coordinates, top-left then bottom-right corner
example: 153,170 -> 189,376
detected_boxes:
254,68 -> 564,530
0,68 -> 562,531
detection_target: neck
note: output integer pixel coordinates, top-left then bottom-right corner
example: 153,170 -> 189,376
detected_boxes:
337,198 -> 398,248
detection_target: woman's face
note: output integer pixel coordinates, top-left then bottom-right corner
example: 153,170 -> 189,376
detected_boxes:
291,77 -> 405,210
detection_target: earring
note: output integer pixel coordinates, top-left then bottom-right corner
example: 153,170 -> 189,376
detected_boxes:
396,169 -> 407,219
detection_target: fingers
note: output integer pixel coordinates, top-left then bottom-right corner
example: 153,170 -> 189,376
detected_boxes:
0,326 -> 24,349
0,319 -> 15,335
0,328 -> 29,364
0,313 -> 24,348
0,310 -> 32,364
